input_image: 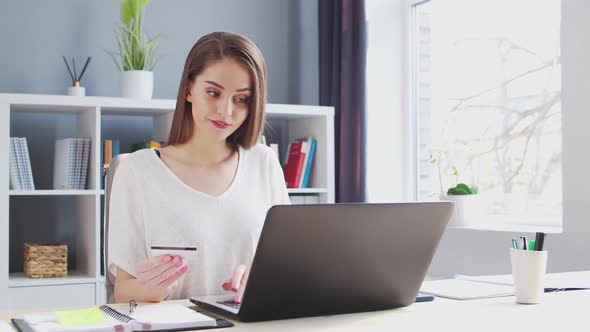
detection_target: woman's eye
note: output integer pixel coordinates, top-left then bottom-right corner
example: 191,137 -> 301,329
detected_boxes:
207,90 -> 219,97
236,96 -> 251,104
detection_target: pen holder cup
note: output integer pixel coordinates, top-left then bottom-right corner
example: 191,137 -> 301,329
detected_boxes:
510,248 -> 547,304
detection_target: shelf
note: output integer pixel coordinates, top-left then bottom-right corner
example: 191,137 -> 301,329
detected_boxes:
9,190 -> 98,196
2,93 -> 175,114
287,188 -> 328,194
8,271 -> 97,288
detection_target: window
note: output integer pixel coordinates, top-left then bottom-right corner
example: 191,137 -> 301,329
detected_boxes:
413,0 -> 562,228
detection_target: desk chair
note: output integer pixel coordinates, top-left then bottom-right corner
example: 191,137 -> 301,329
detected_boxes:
103,153 -> 129,303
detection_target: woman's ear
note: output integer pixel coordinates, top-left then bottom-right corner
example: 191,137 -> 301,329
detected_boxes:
185,81 -> 193,103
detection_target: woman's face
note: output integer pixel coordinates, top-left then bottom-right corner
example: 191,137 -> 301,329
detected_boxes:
186,58 -> 252,143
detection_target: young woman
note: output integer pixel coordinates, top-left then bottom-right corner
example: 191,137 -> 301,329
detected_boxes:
108,32 -> 290,303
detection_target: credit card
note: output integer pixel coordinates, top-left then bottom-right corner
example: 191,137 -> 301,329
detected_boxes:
150,245 -> 198,263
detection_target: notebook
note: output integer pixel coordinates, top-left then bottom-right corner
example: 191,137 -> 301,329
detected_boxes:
420,278 -> 515,300
17,303 -> 218,332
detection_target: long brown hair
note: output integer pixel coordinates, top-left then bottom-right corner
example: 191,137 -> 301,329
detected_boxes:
167,31 -> 267,149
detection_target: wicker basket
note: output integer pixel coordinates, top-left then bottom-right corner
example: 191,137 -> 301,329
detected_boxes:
24,243 -> 68,278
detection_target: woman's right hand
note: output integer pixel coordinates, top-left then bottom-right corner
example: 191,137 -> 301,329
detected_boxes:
135,255 -> 189,298
114,254 -> 189,303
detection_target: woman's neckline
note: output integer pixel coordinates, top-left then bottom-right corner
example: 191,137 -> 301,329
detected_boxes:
151,146 -> 242,199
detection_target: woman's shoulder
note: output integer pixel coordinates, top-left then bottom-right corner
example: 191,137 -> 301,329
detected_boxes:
241,143 -> 276,164
113,148 -> 158,174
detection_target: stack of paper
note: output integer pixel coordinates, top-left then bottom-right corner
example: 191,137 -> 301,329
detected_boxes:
9,137 -> 35,190
53,138 -> 91,190
420,278 -> 515,300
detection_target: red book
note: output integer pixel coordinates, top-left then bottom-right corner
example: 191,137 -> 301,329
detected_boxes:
283,141 -> 307,188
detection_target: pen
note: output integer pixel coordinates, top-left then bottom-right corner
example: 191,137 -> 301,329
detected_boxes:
534,232 -> 546,251
129,300 -> 137,314
511,238 -> 519,249
520,236 -> 528,250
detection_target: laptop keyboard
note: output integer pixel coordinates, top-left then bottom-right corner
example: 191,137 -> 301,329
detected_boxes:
217,300 -> 241,309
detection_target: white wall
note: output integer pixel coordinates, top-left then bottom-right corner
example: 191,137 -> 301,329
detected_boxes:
0,0 -> 318,105
369,0 -> 590,276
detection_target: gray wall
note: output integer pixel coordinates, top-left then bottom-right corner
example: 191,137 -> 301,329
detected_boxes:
0,0 -> 319,105
428,0 -> 590,277
1,0 -> 319,273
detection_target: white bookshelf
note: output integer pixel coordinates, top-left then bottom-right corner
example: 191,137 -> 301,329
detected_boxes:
0,93 -> 334,310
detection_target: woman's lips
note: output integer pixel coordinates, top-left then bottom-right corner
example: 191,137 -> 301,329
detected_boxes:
210,120 -> 231,129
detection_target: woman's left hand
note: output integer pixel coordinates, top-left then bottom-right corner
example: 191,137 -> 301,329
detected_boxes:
221,264 -> 250,303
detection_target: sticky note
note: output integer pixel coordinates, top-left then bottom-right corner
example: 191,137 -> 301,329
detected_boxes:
56,307 -> 106,326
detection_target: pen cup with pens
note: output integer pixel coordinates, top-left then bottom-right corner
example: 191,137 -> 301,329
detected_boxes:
510,232 -> 547,304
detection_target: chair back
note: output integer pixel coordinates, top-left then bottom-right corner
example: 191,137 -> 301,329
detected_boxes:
103,153 -> 130,303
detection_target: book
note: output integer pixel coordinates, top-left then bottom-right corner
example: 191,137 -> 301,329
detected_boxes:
19,303 -> 217,332
283,141 -> 308,188
54,138 -> 87,190
112,139 -> 120,158
72,138 -> 82,191
9,138 -> 21,190
15,137 -> 35,190
104,140 -> 113,165
67,138 -> 77,189
19,138 -> 34,190
53,138 -> 74,190
14,138 -> 26,189
79,139 -> 90,189
296,137 -> 316,188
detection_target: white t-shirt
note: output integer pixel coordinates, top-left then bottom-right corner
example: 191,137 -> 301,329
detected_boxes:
107,144 -> 290,299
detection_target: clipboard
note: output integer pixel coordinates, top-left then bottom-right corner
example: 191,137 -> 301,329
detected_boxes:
11,306 -> 233,332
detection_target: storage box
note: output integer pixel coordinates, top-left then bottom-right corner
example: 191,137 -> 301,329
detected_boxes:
24,243 -> 68,278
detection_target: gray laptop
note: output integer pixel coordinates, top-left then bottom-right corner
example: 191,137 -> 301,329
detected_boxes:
191,202 -> 453,322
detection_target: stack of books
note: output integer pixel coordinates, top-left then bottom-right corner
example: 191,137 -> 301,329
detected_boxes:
9,137 -> 35,190
283,137 -> 317,188
53,138 -> 91,190
102,139 -> 121,166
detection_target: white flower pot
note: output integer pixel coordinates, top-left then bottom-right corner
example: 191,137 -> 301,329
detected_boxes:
120,70 -> 153,99
67,86 -> 85,97
444,194 -> 482,227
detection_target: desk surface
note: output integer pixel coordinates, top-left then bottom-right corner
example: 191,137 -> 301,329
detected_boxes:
2,273 -> 589,332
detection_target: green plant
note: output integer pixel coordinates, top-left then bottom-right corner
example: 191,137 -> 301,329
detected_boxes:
106,0 -> 160,71
447,182 -> 479,195
431,153 -> 480,196
446,165 -> 479,195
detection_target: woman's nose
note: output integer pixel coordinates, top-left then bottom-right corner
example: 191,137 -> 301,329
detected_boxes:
218,99 -> 233,117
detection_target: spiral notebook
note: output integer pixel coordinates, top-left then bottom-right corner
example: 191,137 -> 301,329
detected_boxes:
12,303 -> 231,332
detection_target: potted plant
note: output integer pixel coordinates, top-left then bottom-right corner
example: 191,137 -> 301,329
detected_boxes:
106,0 -> 159,99
444,167 -> 482,226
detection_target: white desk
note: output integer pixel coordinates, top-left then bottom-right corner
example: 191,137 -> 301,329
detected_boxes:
2,272 -> 588,332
